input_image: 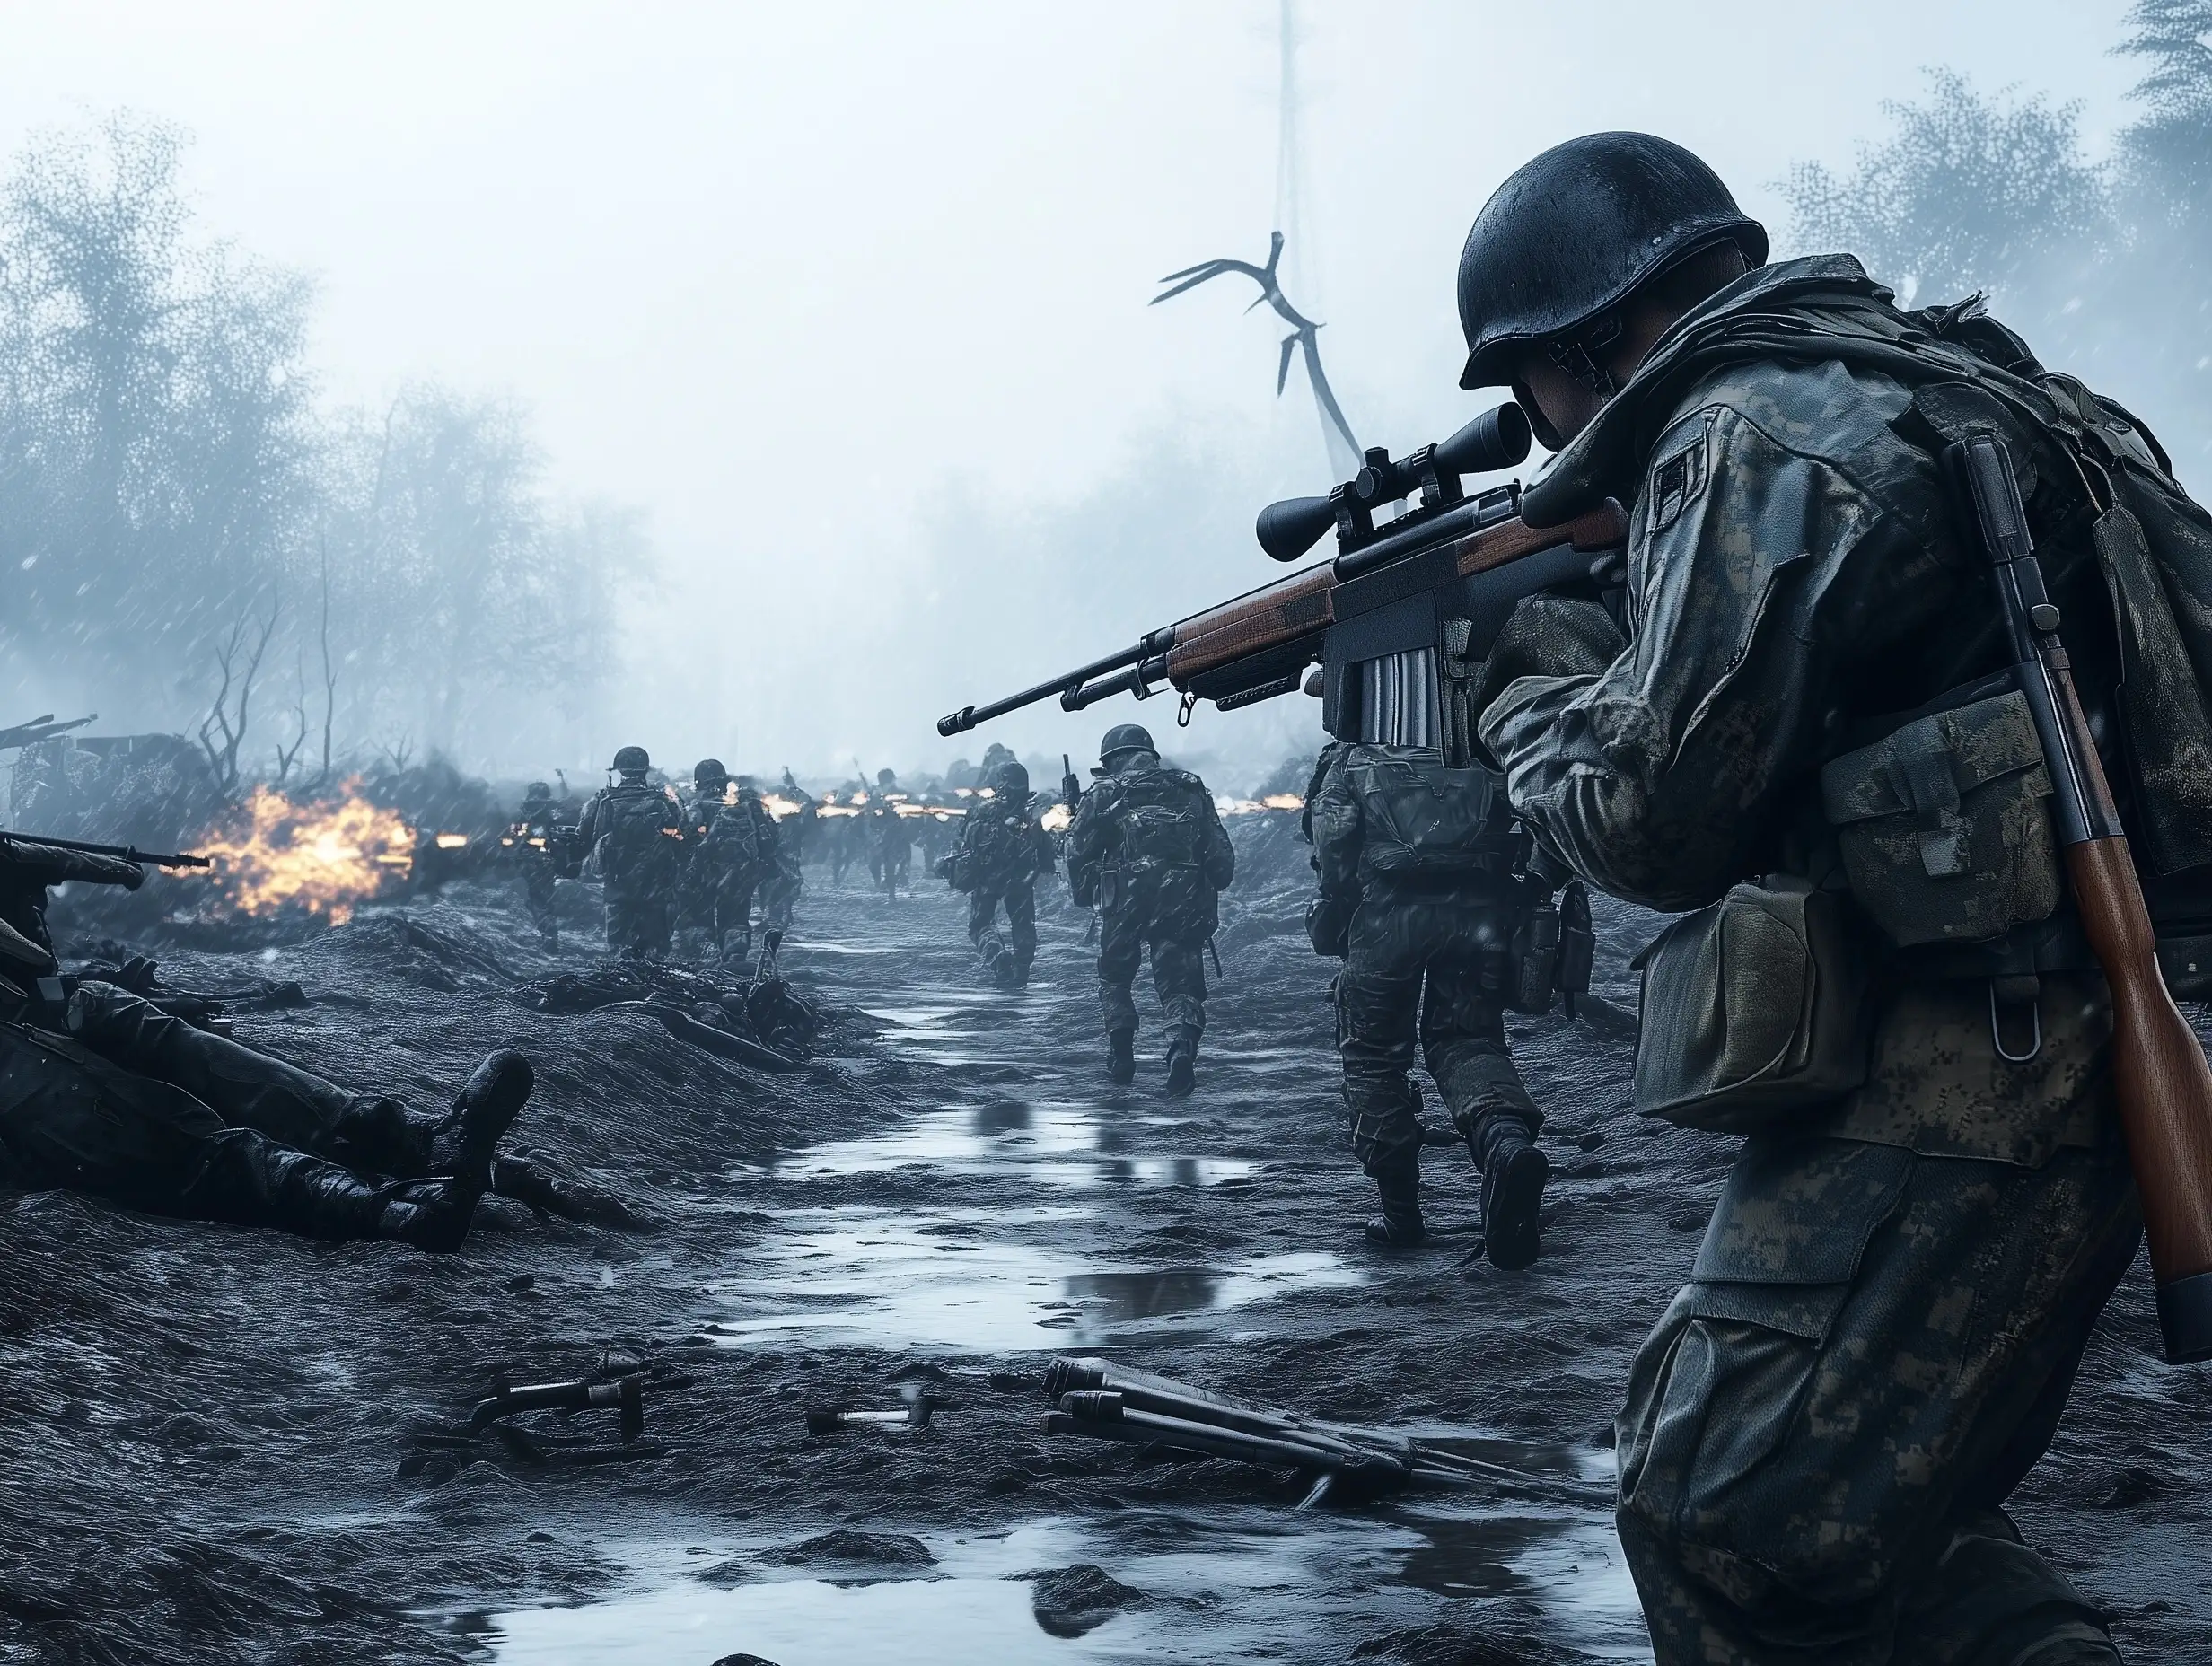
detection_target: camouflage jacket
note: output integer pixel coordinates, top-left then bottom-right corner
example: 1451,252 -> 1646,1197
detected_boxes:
1475,255 -> 2127,913
1306,741 -> 1521,901
577,782 -> 684,887
950,793 -> 1053,892
689,791 -> 778,878
1066,764 -> 1234,928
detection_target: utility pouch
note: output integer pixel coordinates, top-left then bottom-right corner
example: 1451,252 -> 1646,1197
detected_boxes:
1558,880 -> 1595,1002
1632,878 -> 1874,1133
1819,690 -> 2060,948
1507,899 -> 1561,1014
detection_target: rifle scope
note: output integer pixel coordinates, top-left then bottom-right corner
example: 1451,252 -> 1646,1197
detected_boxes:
1256,401 -> 1532,564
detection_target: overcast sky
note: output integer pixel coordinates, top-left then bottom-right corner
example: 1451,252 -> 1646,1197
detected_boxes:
0,1 -> 2143,778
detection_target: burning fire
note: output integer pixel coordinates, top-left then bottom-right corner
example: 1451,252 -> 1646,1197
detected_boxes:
1040,802 -> 1073,833
194,780 -> 415,925
1213,794 -> 1306,815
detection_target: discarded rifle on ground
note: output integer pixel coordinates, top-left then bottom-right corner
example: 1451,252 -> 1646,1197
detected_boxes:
806,1384 -> 961,1434
1040,1357 -> 1610,1509
404,1355 -> 671,1474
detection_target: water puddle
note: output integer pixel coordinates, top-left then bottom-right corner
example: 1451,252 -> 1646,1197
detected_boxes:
776,1100 -> 1256,1190
476,1507 -> 1648,1664
701,1209 -> 1363,1352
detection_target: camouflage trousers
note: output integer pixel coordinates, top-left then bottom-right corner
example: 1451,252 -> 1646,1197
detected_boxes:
1334,894 -> 1539,1180
0,985 -> 447,1236
968,879 -> 1037,978
694,868 -> 764,956
521,861 -> 559,944
1096,908 -> 1206,1040
1618,977 -> 2138,1665
761,854 -> 803,927
604,881 -> 672,960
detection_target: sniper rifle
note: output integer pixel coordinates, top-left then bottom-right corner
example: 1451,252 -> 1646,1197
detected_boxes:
938,402 -> 1628,749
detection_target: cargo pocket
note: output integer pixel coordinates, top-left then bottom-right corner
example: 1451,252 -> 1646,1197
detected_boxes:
1618,1139 -> 1913,1602
1820,690 -> 2060,947
1632,879 -> 1875,1133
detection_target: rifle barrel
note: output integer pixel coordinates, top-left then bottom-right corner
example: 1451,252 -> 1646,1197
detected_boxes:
937,632 -> 1177,737
0,830 -> 212,869
1061,655 -> 1171,713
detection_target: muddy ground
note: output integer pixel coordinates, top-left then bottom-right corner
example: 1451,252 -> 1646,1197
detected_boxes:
3,820 -> 2208,1665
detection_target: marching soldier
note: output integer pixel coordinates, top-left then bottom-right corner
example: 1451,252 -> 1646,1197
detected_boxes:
1064,724 -> 1234,1097
1304,741 -> 1553,1266
684,759 -> 778,963
575,746 -> 683,960
941,757 -> 1055,988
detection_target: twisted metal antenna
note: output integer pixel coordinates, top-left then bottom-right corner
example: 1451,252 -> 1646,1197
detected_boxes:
1152,233 -> 1363,478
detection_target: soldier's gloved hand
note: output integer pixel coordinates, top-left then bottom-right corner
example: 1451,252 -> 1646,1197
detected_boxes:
1305,894 -> 1354,959
1465,596 -> 1627,725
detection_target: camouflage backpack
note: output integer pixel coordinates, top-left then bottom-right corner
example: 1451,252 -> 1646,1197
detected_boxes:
596,785 -> 677,880
1342,747 -> 1521,882
700,797 -> 768,873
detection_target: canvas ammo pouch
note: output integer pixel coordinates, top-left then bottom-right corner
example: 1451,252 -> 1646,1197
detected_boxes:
1818,689 -> 2059,949
1632,878 -> 1874,1133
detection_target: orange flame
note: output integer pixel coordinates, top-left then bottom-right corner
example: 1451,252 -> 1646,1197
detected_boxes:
195,779 -> 415,925
1212,794 -> 1306,816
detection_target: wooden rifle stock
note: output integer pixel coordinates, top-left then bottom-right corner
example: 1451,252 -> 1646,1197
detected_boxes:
1161,499 -> 1628,688
1953,434 -> 2212,1363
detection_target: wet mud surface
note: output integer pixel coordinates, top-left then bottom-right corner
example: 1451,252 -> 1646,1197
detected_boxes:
4,832 -> 2209,1663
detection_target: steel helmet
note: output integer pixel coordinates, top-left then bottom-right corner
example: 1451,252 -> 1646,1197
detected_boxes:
1456,132 -> 1766,392
524,781 -> 552,802
611,745 -> 651,774
693,758 -> 728,785
1100,723 -> 1155,765
990,759 -> 1031,797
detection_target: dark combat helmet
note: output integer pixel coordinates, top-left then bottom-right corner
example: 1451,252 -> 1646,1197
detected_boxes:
1455,132 -> 1766,395
990,758 -> 1030,798
693,758 -> 728,785
611,745 -> 651,775
877,768 -> 897,787
524,780 -> 553,802
1099,723 -> 1155,767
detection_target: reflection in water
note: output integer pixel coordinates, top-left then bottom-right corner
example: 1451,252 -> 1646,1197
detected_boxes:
971,1100 -> 1032,1135
704,1214 -> 1362,1353
773,1104 -> 1254,1191
480,1509 -> 1647,1666
1063,1267 -> 1221,1322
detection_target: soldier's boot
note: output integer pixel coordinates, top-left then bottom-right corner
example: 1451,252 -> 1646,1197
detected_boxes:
426,1050 -> 534,1193
1472,1118 -> 1548,1272
1106,1028 -> 1137,1086
1011,951 -> 1033,990
372,1178 -> 483,1253
978,931 -> 1016,989
727,928 -> 751,969
1363,1165 -> 1427,1248
243,1148 -> 480,1253
1163,1026 -> 1198,1100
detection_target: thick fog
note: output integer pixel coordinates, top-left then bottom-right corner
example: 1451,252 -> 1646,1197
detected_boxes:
0,0 -> 2181,789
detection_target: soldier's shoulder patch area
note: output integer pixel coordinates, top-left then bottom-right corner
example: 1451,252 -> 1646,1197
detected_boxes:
1648,413 -> 1714,536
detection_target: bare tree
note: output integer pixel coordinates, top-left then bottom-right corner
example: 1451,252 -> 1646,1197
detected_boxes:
270,654 -> 311,785
197,596 -> 279,799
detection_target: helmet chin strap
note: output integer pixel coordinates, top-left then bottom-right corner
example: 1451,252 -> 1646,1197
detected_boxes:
1544,312 -> 1624,397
